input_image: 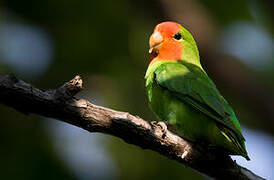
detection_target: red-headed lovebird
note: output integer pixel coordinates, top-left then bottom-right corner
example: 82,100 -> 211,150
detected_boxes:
145,22 -> 250,160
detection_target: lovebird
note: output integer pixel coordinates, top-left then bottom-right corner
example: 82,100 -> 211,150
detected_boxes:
145,21 -> 250,160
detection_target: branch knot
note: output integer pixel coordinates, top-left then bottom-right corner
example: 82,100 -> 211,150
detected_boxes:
54,75 -> 83,101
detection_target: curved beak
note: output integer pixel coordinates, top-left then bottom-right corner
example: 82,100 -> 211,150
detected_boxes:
149,31 -> 163,53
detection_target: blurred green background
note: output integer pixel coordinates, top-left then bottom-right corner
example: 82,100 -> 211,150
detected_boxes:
0,0 -> 273,179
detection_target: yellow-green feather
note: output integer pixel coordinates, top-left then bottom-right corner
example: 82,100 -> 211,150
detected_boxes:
145,60 -> 249,160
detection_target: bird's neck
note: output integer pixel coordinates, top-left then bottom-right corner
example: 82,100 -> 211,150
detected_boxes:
180,42 -> 202,69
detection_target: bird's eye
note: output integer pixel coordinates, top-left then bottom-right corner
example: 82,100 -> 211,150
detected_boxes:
173,33 -> 182,40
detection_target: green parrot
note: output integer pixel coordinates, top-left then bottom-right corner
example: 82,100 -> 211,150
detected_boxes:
145,21 -> 250,160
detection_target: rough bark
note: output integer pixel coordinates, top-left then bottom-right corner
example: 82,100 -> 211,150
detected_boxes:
0,75 -> 265,180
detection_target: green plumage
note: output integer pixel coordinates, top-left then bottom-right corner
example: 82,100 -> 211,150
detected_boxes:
145,23 -> 249,160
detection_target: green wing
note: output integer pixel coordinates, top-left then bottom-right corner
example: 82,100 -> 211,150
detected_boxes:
154,61 -> 246,148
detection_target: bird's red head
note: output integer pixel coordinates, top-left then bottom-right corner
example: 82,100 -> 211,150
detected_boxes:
149,22 -> 183,64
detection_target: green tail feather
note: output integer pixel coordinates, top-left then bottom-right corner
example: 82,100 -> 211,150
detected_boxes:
220,127 -> 250,160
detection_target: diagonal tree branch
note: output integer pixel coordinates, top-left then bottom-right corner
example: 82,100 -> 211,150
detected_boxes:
0,74 -> 265,180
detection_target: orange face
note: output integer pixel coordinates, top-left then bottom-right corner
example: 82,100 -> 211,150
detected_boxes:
149,22 -> 183,64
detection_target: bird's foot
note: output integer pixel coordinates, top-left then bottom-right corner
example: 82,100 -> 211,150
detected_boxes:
158,121 -> 168,136
151,121 -> 168,139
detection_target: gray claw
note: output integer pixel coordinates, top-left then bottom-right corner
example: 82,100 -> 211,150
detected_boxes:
157,121 -> 168,135
151,121 -> 168,138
